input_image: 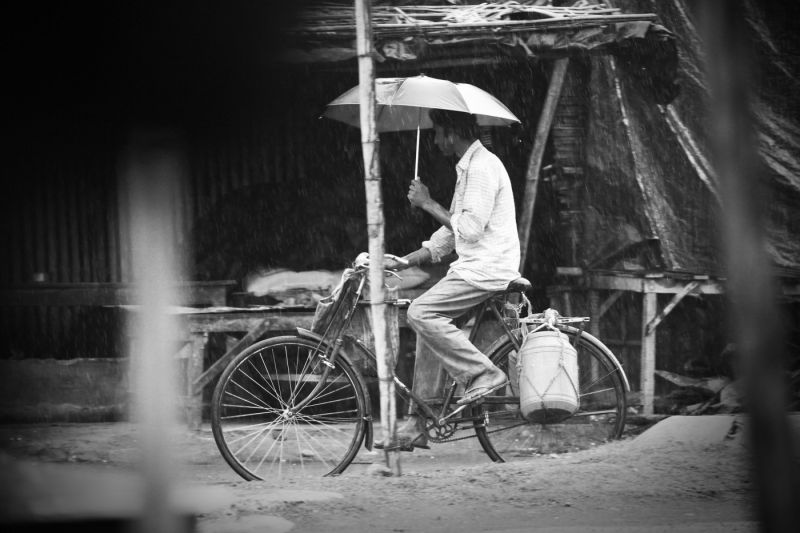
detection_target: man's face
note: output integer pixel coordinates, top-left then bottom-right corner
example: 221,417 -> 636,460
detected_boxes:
433,125 -> 456,157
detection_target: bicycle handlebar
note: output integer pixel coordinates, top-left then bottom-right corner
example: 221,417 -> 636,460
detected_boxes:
354,252 -> 408,272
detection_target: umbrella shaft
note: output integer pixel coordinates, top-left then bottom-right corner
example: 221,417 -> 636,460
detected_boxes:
414,126 -> 420,180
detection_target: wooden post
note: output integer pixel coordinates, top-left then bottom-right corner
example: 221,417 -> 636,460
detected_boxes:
186,333 -> 208,430
518,58 -> 569,271
640,291 -> 657,415
561,290 -> 573,317
191,319 -> 272,395
355,0 -> 400,475
588,290 -> 600,381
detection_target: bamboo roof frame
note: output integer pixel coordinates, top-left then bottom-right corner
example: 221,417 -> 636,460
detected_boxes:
286,1 -> 657,38
278,2 -> 665,67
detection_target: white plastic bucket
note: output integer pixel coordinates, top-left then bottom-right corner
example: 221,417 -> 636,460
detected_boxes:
518,330 -> 579,423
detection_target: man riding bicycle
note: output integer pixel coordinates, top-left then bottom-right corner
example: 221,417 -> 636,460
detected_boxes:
381,109 -> 521,451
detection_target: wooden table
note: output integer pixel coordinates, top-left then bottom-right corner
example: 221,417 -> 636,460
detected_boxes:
139,306 -> 317,429
124,286 -> 422,429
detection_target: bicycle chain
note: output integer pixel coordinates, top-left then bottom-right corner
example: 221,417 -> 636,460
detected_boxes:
426,419 -> 530,444
428,431 -> 476,444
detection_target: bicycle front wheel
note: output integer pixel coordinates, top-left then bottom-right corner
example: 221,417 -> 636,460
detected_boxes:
211,335 -> 369,479
474,327 -> 627,462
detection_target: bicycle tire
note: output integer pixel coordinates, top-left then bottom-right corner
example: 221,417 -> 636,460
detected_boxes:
211,335 -> 369,479
474,326 -> 627,462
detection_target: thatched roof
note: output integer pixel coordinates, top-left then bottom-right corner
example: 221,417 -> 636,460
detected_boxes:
287,1 -> 656,36
279,1 -> 670,67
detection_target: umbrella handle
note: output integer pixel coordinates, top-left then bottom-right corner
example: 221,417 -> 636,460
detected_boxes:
414,125 -> 420,181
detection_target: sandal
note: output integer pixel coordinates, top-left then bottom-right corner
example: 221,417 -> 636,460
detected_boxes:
457,367 -> 508,405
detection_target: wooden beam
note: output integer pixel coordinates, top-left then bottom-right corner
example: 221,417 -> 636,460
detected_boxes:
183,313 -> 314,334
645,281 -> 700,336
640,291 -> 657,415
588,275 -> 644,292
186,333 -> 209,430
588,274 -> 724,294
642,277 -> 723,295
0,281 -> 236,307
518,58 -> 569,271
599,290 -> 624,317
191,319 -> 273,395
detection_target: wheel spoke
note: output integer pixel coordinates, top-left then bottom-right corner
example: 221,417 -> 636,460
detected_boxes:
581,368 -> 619,394
212,337 -> 366,479
289,421 -> 346,467
579,387 -> 615,398
474,329 -> 626,462
220,405 -> 283,420
292,411 -> 359,436
239,362 -> 287,407
224,382 -> 275,411
288,346 -> 321,402
227,416 -> 286,446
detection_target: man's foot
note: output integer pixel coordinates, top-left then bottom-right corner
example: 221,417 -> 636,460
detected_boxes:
373,416 -> 429,452
457,366 -> 508,405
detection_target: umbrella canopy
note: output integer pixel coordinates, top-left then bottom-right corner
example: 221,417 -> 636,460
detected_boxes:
323,75 -> 520,179
323,74 -> 521,132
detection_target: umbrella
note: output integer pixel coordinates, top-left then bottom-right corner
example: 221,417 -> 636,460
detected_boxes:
323,74 -> 521,179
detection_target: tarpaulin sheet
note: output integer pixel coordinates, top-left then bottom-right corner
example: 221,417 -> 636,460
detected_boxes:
580,0 -> 800,275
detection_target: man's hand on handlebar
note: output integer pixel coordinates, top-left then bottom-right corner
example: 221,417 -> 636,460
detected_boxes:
383,253 -> 410,271
355,252 -> 410,271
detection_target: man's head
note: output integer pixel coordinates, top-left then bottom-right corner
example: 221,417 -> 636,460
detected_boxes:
429,109 -> 479,157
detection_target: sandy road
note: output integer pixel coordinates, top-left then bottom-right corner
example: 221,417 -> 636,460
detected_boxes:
1,415 -> 781,532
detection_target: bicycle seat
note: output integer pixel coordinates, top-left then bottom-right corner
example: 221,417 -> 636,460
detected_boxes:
503,277 -> 532,294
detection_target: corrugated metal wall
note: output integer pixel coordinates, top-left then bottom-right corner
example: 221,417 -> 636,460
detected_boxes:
0,102 -> 312,358
1,122 -> 122,358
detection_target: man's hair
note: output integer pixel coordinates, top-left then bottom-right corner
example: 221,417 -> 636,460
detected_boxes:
428,109 -> 479,140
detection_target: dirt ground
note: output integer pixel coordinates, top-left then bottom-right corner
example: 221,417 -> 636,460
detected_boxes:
2,414 -> 792,532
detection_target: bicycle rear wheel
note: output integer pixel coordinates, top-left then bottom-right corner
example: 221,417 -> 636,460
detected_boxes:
211,335 -> 368,479
474,327 -> 627,461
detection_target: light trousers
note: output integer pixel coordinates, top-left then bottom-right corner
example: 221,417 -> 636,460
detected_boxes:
405,272 -> 496,413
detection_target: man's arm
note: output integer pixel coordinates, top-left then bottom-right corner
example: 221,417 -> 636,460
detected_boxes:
451,160 -> 498,243
408,180 -> 452,230
402,247 -> 432,268
383,247 -> 431,271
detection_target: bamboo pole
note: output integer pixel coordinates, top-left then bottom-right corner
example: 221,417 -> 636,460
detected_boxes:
355,0 -> 400,476
518,58 -> 569,272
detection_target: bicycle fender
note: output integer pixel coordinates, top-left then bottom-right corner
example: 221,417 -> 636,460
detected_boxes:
294,327 -> 375,451
563,328 -> 631,392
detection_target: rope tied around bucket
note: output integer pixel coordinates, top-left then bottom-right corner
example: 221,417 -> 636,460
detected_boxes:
517,323 -> 581,422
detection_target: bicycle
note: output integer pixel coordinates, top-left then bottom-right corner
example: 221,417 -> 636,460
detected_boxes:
211,255 -> 630,479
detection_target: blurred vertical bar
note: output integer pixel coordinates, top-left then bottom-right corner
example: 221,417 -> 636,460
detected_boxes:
702,2 -> 799,531
121,129 -> 189,533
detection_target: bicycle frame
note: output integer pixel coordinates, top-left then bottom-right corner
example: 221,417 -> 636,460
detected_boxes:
212,265 -> 631,478
295,267 -> 526,431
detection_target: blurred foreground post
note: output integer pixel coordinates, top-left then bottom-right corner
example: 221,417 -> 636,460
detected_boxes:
703,2 -> 799,531
122,130 -> 189,532
355,0 -> 400,475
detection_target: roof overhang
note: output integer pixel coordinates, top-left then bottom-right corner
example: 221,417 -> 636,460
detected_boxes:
279,2 -> 671,66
